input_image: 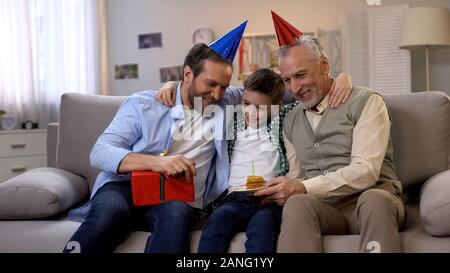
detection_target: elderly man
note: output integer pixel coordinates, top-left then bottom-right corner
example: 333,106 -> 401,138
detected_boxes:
255,12 -> 406,253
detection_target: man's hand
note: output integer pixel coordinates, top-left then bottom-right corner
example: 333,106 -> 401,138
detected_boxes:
254,177 -> 306,206
329,73 -> 352,109
155,81 -> 178,107
118,153 -> 196,182
152,155 -> 196,182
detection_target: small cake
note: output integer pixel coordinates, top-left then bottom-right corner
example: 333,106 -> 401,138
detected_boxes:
246,176 -> 264,189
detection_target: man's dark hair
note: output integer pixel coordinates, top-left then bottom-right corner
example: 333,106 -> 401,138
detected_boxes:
183,43 -> 232,77
244,68 -> 285,103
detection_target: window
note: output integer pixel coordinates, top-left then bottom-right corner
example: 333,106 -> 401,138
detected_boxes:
0,0 -> 104,127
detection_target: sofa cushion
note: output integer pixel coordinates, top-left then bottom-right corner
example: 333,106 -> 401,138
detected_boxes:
56,93 -> 126,191
47,122 -> 59,168
384,91 -> 449,189
420,170 -> 450,236
0,168 -> 88,220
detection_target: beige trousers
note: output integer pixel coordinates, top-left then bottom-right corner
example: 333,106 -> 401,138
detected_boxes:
277,182 -> 406,253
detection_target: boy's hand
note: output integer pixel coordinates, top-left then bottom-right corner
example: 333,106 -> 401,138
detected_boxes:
329,73 -> 352,109
155,81 -> 178,107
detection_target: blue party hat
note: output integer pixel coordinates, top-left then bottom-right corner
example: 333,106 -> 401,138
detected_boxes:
208,20 -> 247,64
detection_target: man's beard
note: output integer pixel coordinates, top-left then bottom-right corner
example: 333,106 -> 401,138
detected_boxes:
297,89 -> 323,109
188,84 -> 217,114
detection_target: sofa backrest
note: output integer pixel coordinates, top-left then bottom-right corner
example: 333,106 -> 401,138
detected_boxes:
56,93 -> 126,191
384,91 -> 449,189
55,91 -> 449,193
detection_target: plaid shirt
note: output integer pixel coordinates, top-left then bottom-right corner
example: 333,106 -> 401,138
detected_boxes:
227,102 -> 299,177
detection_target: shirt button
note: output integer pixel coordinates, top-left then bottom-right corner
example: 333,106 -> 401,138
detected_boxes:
323,170 -> 329,175
314,143 -> 320,148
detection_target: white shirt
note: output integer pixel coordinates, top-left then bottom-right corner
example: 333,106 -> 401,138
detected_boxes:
228,126 -> 281,192
168,109 -> 215,208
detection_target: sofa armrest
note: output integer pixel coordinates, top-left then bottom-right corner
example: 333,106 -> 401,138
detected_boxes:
420,170 -> 450,236
47,122 -> 59,168
0,167 -> 88,220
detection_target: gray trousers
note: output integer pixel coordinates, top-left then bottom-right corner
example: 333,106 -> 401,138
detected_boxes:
277,182 -> 406,253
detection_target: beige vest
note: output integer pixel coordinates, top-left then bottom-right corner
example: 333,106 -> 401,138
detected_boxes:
284,86 -> 402,195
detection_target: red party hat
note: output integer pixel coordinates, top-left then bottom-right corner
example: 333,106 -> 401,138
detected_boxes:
271,10 -> 303,47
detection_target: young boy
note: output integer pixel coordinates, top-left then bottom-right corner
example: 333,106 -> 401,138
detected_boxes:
196,68 -> 300,253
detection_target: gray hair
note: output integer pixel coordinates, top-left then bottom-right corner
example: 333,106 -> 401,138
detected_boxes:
278,34 -> 327,62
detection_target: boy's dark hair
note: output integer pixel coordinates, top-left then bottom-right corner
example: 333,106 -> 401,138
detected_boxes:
183,43 -> 232,77
244,68 -> 285,103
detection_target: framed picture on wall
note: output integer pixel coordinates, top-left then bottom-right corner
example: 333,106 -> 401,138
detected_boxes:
160,65 -> 184,83
115,64 -> 139,80
139,33 -> 163,49
238,32 -> 316,83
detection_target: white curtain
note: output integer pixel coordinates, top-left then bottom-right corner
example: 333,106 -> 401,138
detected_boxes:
0,0 -> 107,127
0,0 -> 38,124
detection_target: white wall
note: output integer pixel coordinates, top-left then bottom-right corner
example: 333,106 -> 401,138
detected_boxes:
107,0 -> 450,96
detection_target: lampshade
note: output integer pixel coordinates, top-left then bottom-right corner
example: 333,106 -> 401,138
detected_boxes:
399,6 -> 450,49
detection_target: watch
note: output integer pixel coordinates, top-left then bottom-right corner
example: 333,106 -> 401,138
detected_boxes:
1,113 -> 17,130
192,27 -> 214,45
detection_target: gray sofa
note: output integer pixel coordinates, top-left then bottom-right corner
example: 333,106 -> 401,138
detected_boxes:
0,91 -> 449,253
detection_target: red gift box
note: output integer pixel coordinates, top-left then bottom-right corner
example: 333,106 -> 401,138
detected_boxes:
131,171 -> 194,206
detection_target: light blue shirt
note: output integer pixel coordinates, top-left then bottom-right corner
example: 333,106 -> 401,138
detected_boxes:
68,85 -> 243,222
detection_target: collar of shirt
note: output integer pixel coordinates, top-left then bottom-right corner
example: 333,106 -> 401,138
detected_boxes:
170,84 -> 185,121
307,93 -> 330,115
